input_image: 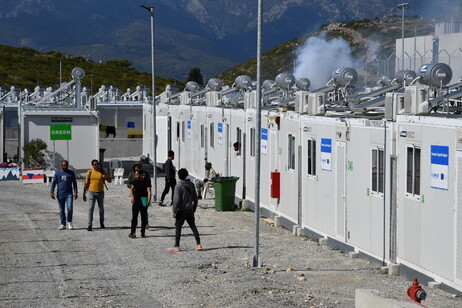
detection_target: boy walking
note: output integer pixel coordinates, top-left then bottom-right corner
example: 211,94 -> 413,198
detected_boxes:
168,168 -> 202,251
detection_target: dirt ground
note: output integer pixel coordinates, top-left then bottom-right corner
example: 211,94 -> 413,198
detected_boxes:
1,178 -> 461,308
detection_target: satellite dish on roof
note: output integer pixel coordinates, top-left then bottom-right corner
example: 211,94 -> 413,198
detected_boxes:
71,67 -> 85,80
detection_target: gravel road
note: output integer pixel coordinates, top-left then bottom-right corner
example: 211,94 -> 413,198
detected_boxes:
1,178 -> 461,308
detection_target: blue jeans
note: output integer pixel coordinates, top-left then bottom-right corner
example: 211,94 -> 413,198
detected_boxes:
57,193 -> 73,225
88,191 -> 104,227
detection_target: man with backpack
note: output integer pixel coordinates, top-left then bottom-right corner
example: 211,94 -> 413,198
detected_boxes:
83,159 -> 111,231
168,168 -> 202,252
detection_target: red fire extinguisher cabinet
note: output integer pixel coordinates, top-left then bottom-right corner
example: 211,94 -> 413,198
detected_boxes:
271,171 -> 280,198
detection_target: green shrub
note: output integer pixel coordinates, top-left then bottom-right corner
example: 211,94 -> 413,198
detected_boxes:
22,138 -> 48,168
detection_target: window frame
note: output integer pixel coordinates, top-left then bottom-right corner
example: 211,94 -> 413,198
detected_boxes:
405,144 -> 421,201
307,138 -> 317,178
288,133 -> 296,171
370,146 -> 384,198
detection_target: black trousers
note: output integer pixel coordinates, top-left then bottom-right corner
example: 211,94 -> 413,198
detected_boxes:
175,210 -> 200,247
161,179 -> 176,203
131,200 -> 148,235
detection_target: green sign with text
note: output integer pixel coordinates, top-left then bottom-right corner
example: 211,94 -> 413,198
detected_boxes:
50,124 -> 72,140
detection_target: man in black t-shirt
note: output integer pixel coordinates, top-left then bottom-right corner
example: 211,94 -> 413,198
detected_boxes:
129,170 -> 152,238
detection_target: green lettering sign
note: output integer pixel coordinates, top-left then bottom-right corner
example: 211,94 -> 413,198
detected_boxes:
50,124 -> 72,140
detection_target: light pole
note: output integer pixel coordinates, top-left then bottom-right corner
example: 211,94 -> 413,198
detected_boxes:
397,3 -> 409,70
253,0 -> 263,268
141,4 -> 158,201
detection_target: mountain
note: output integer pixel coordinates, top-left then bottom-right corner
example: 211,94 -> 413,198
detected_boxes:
0,0 -> 460,80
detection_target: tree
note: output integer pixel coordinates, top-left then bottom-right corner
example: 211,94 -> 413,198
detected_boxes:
22,138 -> 48,168
187,67 -> 204,85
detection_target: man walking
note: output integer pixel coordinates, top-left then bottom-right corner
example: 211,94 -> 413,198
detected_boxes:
50,160 -> 78,230
83,159 -> 111,231
160,150 -> 176,206
127,162 -> 152,229
168,168 -> 202,252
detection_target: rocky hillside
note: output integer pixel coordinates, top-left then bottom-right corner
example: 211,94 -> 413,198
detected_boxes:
218,16 -> 435,86
0,0 -> 458,80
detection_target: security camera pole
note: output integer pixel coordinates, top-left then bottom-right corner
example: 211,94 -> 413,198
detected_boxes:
253,0 -> 263,268
141,4 -> 157,201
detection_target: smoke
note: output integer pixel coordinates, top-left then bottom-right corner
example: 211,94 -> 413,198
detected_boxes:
293,35 -> 355,90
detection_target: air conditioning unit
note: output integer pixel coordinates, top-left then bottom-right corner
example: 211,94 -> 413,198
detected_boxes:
404,85 -> 429,115
307,93 -> 326,115
206,91 -> 221,106
295,91 -> 309,113
180,92 -> 192,105
244,91 -> 256,109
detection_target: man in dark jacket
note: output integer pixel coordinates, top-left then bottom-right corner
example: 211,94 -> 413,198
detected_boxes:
160,150 -> 176,206
127,162 -> 152,229
50,160 -> 78,230
168,168 -> 202,252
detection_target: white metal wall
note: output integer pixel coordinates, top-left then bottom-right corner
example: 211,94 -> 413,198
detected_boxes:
397,117 -> 456,281
0,108 -> 3,161
22,110 -> 98,170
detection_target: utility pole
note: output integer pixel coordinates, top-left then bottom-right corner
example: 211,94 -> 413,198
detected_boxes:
141,4 -> 158,201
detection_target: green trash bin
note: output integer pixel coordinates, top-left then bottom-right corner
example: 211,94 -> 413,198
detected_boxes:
212,176 -> 240,211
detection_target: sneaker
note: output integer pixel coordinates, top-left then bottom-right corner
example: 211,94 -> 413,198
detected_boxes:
158,202 -> 167,207
100,223 -> 105,229
167,247 -> 180,252
145,224 -> 150,230
67,222 -> 73,230
128,233 -> 136,238
58,224 -> 66,230
195,245 -> 203,251
141,234 -> 146,238
87,225 -> 92,231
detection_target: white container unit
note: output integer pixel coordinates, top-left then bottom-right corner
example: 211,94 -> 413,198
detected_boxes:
206,107 -> 229,178
300,117 -> 339,239
227,109 -> 247,200
342,118 -> 392,261
396,115 -> 461,290
190,106 -> 208,180
277,112 -> 301,224
21,109 -> 99,170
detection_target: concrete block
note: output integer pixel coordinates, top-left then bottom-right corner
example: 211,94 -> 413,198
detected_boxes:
291,226 -> 303,236
274,216 -> 281,228
318,238 -> 328,246
241,199 -> 251,211
292,225 -> 298,236
428,281 -> 441,289
388,263 -> 400,276
355,289 -> 423,308
348,251 -> 359,259
380,266 -> 389,274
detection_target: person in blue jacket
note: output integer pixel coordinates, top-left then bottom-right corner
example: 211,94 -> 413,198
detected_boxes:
50,160 -> 78,230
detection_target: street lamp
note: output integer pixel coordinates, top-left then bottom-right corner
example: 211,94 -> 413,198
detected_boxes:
397,3 -> 410,70
253,0 -> 263,268
141,4 -> 158,201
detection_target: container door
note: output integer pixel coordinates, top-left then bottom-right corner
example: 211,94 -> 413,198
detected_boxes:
336,141 -> 347,241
